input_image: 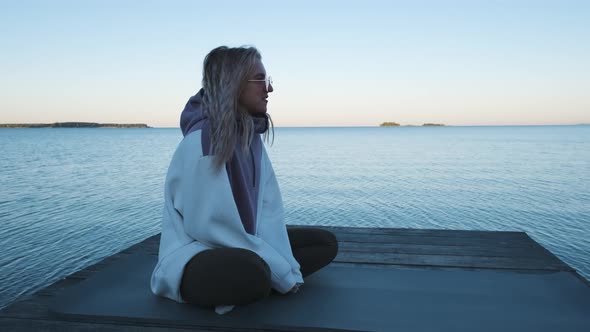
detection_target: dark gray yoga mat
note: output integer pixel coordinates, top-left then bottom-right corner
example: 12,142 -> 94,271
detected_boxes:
51,251 -> 590,332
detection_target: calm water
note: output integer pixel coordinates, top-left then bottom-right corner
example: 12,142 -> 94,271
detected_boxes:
0,126 -> 589,309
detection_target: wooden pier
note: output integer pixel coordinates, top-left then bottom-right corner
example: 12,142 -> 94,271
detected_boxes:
1,225 -> 588,331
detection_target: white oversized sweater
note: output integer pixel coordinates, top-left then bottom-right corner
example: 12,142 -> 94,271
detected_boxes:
150,130 -> 303,303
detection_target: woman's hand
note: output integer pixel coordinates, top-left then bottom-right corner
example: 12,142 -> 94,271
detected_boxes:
289,282 -> 303,294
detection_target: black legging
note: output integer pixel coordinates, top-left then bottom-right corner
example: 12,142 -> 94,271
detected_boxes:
180,227 -> 338,308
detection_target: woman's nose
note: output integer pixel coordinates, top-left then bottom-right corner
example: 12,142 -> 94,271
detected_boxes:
268,83 -> 274,93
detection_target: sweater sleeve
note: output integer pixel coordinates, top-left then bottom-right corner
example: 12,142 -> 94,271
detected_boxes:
172,143 -> 297,294
256,150 -> 304,284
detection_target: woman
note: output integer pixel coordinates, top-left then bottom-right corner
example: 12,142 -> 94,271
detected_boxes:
150,46 -> 338,311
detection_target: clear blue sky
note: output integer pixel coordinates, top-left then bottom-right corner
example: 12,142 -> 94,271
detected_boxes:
1,0 -> 588,127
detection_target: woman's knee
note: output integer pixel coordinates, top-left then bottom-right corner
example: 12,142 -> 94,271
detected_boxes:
311,228 -> 338,260
324,231 -> 339,261
288,227 -> 339,248
180,248 -> 271,307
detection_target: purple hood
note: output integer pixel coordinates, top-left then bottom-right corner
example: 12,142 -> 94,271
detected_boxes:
180,89 -> 207,137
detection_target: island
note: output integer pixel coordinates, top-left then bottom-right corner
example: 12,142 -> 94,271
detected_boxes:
0,122 -> 150,128
379,122 -> 400,127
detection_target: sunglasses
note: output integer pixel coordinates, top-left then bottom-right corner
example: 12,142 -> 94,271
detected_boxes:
247,76 -> 273,92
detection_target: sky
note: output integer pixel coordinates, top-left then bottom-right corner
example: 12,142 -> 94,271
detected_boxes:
0,0 -> 588,127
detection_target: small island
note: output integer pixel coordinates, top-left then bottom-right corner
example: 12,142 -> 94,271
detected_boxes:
380,122 -> 445,127
380,122 -> 400,127
0,122 -> 150,128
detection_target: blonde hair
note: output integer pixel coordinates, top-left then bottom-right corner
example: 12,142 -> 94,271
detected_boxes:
201,46 -> 273,171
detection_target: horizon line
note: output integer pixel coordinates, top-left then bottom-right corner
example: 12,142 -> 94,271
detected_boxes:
1,123 -> 589,128
150,124 -> 590,128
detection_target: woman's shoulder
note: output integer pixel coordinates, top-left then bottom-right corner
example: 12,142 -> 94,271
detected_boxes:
173,130 -> 205,161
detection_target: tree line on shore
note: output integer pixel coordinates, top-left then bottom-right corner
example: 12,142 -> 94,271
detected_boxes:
0,122 -> 150,128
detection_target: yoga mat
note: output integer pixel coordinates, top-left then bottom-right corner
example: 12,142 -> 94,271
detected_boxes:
51,251 -> 590,332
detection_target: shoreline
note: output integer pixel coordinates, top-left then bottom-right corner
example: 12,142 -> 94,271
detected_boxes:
0,122 -> 150,128
142,124 -> 589,129
1,123 -> 588,129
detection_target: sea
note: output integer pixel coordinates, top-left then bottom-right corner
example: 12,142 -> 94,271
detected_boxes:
0,125 -> 589,309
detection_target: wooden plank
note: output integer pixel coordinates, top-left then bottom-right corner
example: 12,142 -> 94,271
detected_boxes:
338,241 -> 556,259
334,251 -> 573,271
322,225 -> 528,239
332,232 -> 538,248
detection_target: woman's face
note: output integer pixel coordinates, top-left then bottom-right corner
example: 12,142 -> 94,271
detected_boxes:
239,59 -> 274,114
